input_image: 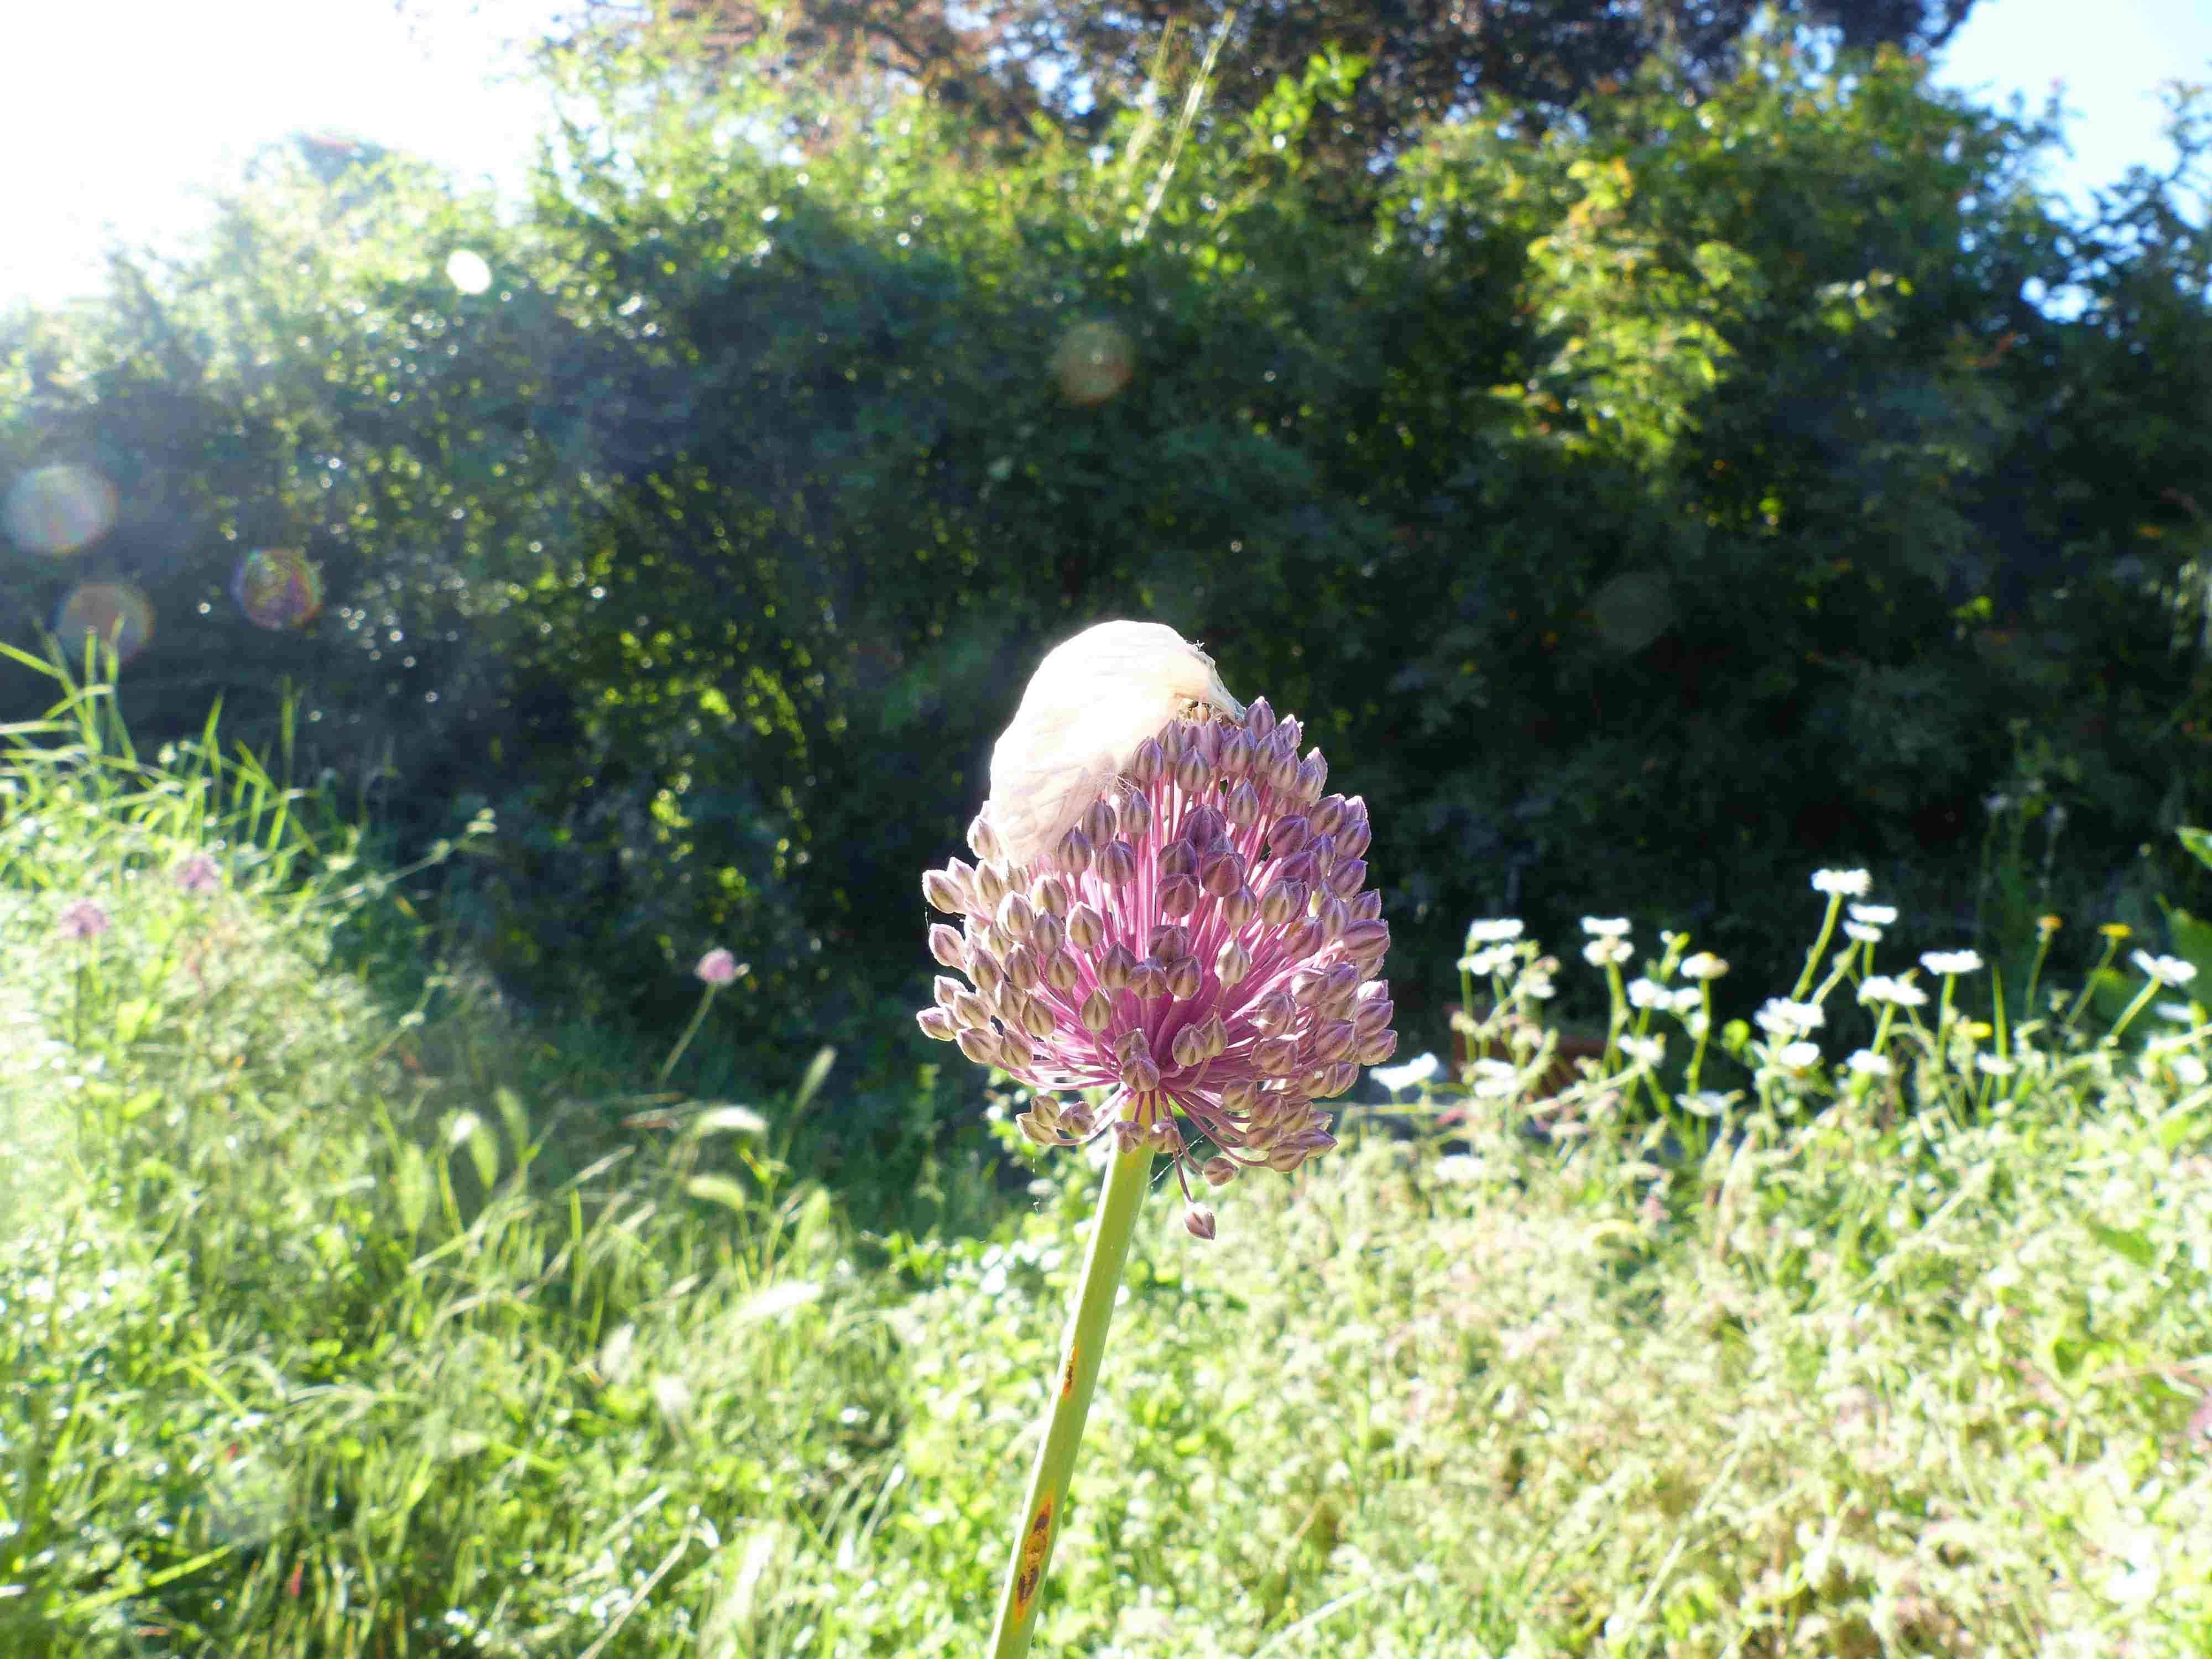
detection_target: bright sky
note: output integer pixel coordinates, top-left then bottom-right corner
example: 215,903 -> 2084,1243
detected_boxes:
1,0 -> 2208,310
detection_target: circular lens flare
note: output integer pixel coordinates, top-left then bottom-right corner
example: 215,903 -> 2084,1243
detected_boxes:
55,581 -> 155,665
6,465 -> 118,556
1051,320 -> 1136,406
446,250 -> 492,295
231,549 -> 325,630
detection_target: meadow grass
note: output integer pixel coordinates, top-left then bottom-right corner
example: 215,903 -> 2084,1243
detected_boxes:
2,667 -> 2208,1656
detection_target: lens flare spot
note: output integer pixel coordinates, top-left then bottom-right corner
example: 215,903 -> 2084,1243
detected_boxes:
55,581 -> 154,665
231,549 -> 325,630
446,250 -> 493,295
1589,570 -> 1676,654
1050,320 -> 1135,406
6,465 -> 118,556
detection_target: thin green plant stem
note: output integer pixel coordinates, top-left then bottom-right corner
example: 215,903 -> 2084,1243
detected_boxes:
656,984 -> 722,1085
987,1141 -> 1154,1659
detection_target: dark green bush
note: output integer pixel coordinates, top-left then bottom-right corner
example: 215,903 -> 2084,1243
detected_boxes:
5,34 -> 2209,1136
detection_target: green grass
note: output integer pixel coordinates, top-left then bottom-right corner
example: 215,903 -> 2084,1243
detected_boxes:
3,664 -> 2209,1656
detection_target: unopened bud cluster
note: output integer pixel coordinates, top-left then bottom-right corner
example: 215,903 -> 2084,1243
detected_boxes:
918,698 -> 1396,1228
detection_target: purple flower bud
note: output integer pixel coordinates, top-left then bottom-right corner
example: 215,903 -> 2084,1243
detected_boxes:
1053,826 -> 1094,873
1268,815 -> 1312,858
1254,1036 -> 1300,1076
917,1008 -> 957,1041
1353,996 -> 1394,1039
974,862 -> 1008,909
1173,749 -> 1210,796
1003,944 -> 1041,992
1171,1024 -> 1207,1068
1121,1052 -> 1161,1092
1201,847 -> 1244,898
1216,938 -> 1251,988
1327,858 -> 1368,899
969,949 -> 1005,996
933,975 -> 962,1007
1309,795 -> 1348,837
928,923 -> 967,968
952,988 -> 992,1029
1045,949 -> 1081,992
1157,874 -> 1199,919
1016,1110 -> 1056,1146
1201,1156 -> 1238,1187
1097,839 -> 1139,888
1311,1020 -> 1357,1063
1185,1203 -> 1218,1241
997,891 -> 1035,940
1127,737 -> 1167,785
1355,1028 -> 1399,1066
1021,998 -> 1058,1040
1350,890 -> 1383,922
957,1027 -> 1001,1066
1220,728 -> 1254,779
1080,799 -> 1117,846
1118,789 -> 1153,843
1128,958 -> 1170,1001
1219,885 -> 1258,927
1339,818 -> 1371,860
1149,922 -> 1191,962
922,870 -> 966,914
1034,876 -> 1071,917
1314,895 -> 1350,942
999,1025 -> 1036,1069
1159,841 -> 1199,879
968,811 -> 1004,862
1224,779 -> 1261,827
1245,696 -> 1277,738
1260,879 -> 1305,926
1165,957 -> 1202,1000
1030,911 -> 1066,956
1097,943 -> 1136,990
1071,902 -> 1106,956
1080,989 -> 1114,1031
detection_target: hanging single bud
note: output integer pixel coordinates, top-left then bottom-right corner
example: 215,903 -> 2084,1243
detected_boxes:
1201,1156 -> 1238,1187
1215,938 -> 1251,988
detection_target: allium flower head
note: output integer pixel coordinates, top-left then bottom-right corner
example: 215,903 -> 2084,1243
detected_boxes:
174,854 -> 222,896
919,629 -> 1394,1218
694,947 -> 743,986
58,899 -> 110,940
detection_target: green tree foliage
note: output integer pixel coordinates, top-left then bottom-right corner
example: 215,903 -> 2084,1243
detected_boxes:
4,32 -> 2209,1103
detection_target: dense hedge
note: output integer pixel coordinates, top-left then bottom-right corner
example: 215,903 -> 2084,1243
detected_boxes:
4,35 -> 2210,1140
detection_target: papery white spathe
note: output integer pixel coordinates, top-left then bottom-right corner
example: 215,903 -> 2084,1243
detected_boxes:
985,620 -> 1244,869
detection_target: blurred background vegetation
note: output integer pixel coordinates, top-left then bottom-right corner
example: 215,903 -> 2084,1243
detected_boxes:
6,0 -> 2210,1171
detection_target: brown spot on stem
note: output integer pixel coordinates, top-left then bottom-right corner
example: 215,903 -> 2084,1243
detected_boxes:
1015,1497 -> 1055,1614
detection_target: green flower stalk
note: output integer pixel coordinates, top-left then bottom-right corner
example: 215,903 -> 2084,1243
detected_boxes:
918,622 -> 1399,1654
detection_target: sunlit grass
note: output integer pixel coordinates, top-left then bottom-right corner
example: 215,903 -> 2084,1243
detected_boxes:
2,659 -> 2208,1655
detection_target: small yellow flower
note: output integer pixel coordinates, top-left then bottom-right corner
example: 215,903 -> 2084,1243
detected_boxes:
2100,922 -> 2132,941
2037,914 -> 2062,938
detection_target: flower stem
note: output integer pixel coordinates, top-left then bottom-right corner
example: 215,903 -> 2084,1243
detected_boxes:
987,1142 -> 1153,1659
